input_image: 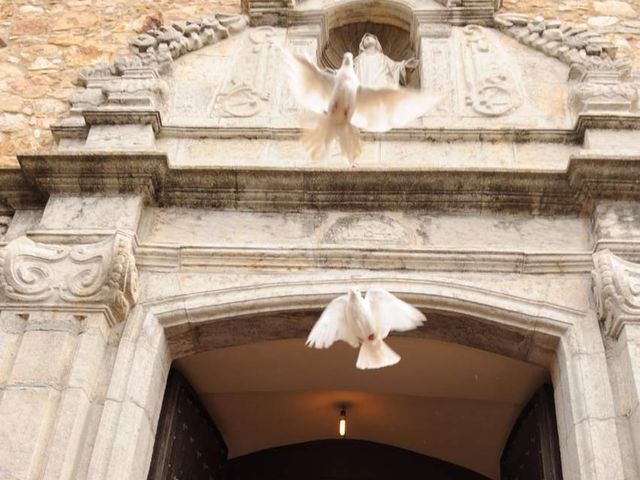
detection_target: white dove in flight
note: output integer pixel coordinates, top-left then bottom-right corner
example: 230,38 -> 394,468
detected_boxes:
306,288 -> 426,369
283,49 -> 439,166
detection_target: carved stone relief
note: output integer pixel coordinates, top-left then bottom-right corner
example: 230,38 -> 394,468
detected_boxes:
321,214 -> 412,246
0,234 -> 138,326
211,26 -> 285,118
592,249 -> 640,338
494,12 -> 638,114
280,35 -> 319,116
494,13 -> 617,66
461,25 -> 523,116
569,58 -> 638,113
420,24 -> 454,114
56,13 -> 249,134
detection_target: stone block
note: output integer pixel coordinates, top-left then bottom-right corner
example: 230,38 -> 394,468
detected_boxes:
84,125 -> 156,151
584,129 -> 640,153
573,417 -> 624,479
39,195 -> 143,232
0,388 -> 60,480
565,350 -> 616,425
66,327 -> 108,395
5,209 -> 43,241
0,330 -> 22,387
9,329 -> 76,388
41,387 -> 92,480
103,401 -> 155,480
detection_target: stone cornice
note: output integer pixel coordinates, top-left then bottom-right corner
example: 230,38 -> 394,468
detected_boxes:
136,244 -> 594,274
0,232 -> 138,327
6,147 -> 640,214
592,249 -> 640,338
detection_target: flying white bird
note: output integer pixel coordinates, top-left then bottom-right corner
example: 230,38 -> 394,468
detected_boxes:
306,288 -> 426,369
282,49 -> 439,166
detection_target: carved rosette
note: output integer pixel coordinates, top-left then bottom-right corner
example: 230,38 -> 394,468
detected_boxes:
592,249 -> 640,338
0,234 -> 138,326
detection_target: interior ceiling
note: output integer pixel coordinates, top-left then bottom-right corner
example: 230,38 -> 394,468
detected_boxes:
176,336 -> 549,480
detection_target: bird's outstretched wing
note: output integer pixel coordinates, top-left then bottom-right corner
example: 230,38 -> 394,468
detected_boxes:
351,87 -> 439,132
282,48 -> 335,114
306,295 -> 359,348
365,288 -> 426,338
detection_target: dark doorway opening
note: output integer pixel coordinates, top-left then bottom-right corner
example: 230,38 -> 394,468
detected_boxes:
148,366 -> 563,480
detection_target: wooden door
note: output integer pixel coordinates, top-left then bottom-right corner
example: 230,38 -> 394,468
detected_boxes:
500,384 -> 563,480
147,368 -> 228,480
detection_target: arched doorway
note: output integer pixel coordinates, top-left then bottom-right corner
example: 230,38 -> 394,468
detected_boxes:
141,278 -> 572,479
89,275 -> 605,480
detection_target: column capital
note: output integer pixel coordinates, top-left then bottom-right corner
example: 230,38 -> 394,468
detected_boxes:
592,249 -> 640,338
0,232 -> 138,327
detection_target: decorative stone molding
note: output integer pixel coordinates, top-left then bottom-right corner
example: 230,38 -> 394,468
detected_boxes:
571,80 -> 639,113
494,13 -> 640,114
592,249 -> 640,338
54,13 -> 248,139
0,233 -> 138,326
461,25 -> 522,116
569,59 -> 638,113
244,0 -> 294,26
494,13 -> 617,64
79,14 -> 247,84
210,26 -> 283,118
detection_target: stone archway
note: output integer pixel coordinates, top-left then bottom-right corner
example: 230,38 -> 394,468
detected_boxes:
80,275 -> 620,480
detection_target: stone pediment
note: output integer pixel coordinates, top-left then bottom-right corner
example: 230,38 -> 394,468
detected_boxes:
55,0 -> 638,137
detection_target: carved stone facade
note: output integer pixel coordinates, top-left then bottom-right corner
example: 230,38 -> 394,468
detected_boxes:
0,233 -> 138,326
1,0 -> 640,479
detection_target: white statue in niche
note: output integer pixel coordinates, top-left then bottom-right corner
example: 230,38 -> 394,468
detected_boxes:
353,33 -> 419,89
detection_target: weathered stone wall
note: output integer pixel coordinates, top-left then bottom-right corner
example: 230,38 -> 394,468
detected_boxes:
0,0 -> 638,168
0,0 -> 241,168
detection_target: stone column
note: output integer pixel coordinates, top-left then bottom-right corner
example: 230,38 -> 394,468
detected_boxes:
593,249 -> 640,477
0,196 -> 140,480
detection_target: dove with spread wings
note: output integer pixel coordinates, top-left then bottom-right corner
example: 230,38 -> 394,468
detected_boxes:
282,49 -> 439,166
306,288 -> 426,369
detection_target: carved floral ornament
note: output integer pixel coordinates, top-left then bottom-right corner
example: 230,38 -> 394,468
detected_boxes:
0,234 -> 138,327
592,249 -> 640,339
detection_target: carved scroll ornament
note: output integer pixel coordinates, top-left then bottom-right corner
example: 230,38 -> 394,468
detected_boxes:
0,234 -> 138,326
592,249 -> 640,338
462,25 -> 522,116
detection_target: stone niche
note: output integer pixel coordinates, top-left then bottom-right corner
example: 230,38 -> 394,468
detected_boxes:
321,22 -> 420,88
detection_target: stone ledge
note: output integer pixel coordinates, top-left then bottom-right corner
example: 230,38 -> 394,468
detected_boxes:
136,244 -> 595,273
7,149 -> 640,215
568,153 -> 640,210
16,151 -> 168,206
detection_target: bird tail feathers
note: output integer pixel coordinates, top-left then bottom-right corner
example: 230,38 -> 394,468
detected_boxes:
356,340 -> 401,370
338,122 -> 362,166
300,112 -> 362,165
300,112 -> 334,162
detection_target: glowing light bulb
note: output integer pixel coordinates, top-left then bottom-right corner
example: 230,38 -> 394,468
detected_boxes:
339,409 -> 347,438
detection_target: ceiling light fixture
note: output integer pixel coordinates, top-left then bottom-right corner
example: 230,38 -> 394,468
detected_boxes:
339,408 -> 347,438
